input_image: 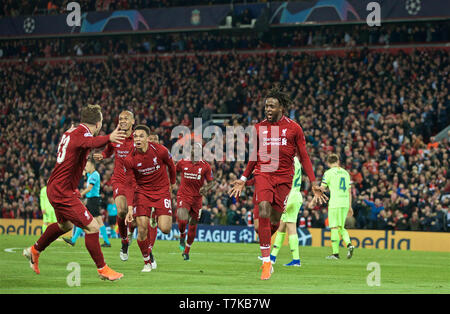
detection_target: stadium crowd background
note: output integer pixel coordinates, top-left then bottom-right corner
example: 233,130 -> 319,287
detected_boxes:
1,16 -> 449,233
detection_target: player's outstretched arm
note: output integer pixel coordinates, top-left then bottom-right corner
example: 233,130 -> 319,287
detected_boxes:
229,179 -> 245,198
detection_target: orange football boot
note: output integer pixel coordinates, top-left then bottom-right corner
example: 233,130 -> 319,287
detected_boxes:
97,265 -> 124,281
23,246 -> 40,274
260,261 -> 273,280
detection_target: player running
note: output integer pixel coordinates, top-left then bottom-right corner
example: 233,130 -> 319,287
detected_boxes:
126,132 -> 160,268
93,110 -> 135,261
269,156 -> 303,267
123,125 -> 176,272
229,87 -> 327,280
176,142 -> 214,261
320,154 -> 355,260
23,104 -> 126,281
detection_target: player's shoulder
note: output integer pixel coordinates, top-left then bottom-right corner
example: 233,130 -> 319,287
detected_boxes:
282,116 -> 302,130
149,142 -> 168,152
75,124 -> 93,138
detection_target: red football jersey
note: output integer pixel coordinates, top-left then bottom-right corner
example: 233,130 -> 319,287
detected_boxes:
101,133 -> 135,185
47,124 -> 110,197
243,115 -> 316,183
123,143 -> 176,194
176,159 -> 213,197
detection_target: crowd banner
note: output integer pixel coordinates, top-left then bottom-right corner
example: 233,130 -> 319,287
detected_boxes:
1,0 -> 449,38
1,219 -> 449,252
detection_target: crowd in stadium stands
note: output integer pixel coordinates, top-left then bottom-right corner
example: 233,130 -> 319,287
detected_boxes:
0,25 -> 449,232
1,0 -> 262,17
1,21 -> 449,60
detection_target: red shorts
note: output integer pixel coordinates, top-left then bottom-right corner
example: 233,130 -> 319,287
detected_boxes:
254,174 -> 291,213
113,182 -> 135,207
133,190 -> 172,218
177,194 -> 202,221
47,189 -> 93,228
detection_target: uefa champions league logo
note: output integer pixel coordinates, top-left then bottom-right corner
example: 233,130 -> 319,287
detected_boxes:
405,0 -> 422,15
23,17 -> 35,34
297,227 -> 312,246
238,229 -> 254,243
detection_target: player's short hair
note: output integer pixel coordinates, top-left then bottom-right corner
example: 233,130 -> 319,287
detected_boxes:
81,104 -> 102,125
327,153 -> 340,164
265,86 -> 292,109
135,124 -> 151,136
120,110 -> 135,120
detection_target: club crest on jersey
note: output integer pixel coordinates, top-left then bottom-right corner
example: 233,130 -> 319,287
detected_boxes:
137,162 -> 142,167
153,157 -> 158,165
282,128 -> 287,136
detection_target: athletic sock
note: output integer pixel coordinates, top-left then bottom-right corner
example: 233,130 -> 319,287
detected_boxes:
71,226 -> 83,243
288,234 -> 300,260
117,216 -> 128,244
84,232 -> 106,269
178,219 -> 188,240
99,225 -> 110,245
270,222 -> 280,236
258,217 -> 271,262
270,231 -> 286,257
338,227 -> 351,247
184,224 -> 197,254
137,238 -> 150,264
331,228 -> 340,255
148,225 -> 157,252
34,223 -> 66,252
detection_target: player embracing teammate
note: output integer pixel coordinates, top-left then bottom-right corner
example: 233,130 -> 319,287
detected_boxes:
23,104 -> 126,281
93,110 -> 136,261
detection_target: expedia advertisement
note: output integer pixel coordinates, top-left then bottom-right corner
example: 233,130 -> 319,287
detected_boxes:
1,219 -> 449,252
299,227 -> 450,252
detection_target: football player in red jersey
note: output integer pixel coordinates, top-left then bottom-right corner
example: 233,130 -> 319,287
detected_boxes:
176,142 -> 214,261
125,132 -> 160,268
23,104 -> 125,281
93,110 -> 136,261
229,87 -> 328,280
124,125 -> 176,272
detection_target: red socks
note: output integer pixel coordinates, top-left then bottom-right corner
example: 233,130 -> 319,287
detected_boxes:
85,232 -> 106,269
117,216 -> 128,244
258,217 -> 271,259
137,237 -> 151,264
184,224 -> 197,254
178,219 -> 188,240
270,222 -> 280,236
34,223 -> 66,252
148,225 -> 157,252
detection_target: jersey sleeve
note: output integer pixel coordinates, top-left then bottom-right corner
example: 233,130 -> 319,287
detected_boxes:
102,142 -> 115,159
321,170 -> 330,187
77,133 -> 111,149
87,172 -> 99,186
204,162 -> 213,182
295,125 -> 316,183
159,145 -> 176,185
176,160 -> 183,173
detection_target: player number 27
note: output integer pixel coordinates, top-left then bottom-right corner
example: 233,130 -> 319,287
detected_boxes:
339,177 -> 346,192
57,134 -> 70,164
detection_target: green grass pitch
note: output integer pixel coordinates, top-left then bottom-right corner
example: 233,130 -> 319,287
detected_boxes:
1,235 -> 449,294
